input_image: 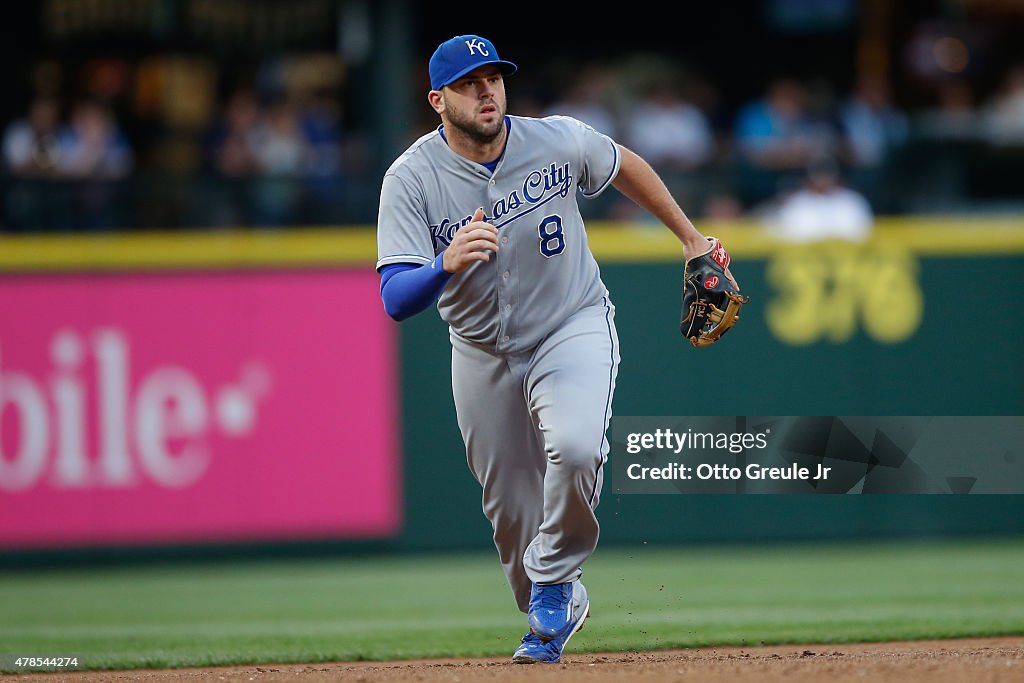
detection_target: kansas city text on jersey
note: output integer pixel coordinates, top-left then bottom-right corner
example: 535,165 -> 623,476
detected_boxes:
430,161 -> 573,250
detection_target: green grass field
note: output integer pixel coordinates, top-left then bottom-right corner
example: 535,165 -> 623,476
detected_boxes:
1,538 -> 1022,671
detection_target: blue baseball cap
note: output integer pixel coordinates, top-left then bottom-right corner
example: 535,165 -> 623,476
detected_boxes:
428,34 -> 518,91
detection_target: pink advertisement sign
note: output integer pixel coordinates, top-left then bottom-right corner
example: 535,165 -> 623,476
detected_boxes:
0,269 -> 400,549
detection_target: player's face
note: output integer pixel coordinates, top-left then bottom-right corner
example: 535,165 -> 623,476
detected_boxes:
440,66 -> 507,143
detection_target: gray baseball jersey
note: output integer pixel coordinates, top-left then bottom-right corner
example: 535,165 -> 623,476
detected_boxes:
376,114 -> 621,353
376,114 -> 621,611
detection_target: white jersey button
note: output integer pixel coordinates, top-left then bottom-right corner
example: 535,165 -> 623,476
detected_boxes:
504,304 -> 511,312
502,335 -> 510,342
501,236 -> 509,244
502,271 -> 510,279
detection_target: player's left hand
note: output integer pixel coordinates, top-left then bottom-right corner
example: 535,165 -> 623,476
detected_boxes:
680,237 -> 749,348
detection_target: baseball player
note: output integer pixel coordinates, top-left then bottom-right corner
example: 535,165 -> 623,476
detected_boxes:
376,34 -> 738,663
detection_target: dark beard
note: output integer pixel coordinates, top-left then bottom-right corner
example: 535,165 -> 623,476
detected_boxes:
444,100 -> 504,144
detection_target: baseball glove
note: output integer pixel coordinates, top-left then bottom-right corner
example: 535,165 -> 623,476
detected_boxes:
680,237 -> 748,348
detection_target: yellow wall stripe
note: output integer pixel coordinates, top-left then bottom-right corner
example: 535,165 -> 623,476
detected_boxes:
0,228 -> 379,271
0,217 -> 1021,271
585,218 -> 1024,261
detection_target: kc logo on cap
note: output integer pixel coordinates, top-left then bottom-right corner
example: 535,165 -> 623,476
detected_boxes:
465,38 -> 489,56
429,34 -> 518,91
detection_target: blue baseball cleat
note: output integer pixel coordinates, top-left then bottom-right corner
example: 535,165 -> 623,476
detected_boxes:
512,631 -> 559,664
513,581 -> 589,663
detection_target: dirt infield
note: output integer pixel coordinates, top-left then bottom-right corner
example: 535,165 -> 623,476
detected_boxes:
12,637 -> 1023,683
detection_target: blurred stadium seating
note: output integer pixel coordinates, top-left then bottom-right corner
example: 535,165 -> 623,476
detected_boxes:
2,0 -> 1023,232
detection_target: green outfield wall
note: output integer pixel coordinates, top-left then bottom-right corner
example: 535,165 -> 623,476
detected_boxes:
396,220 -> 1024,550
1,218 -> 1022,560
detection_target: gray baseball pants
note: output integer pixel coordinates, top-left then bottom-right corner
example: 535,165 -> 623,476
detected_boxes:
450,299 -> 620,613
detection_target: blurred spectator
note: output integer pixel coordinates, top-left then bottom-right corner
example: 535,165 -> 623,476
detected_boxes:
542,65 -> 619,138
300,89 -> 344,178
623,82 -> 716,170
249,100 -> 311,175
702,194 -> 745,221
199,89 -> 260,226
2,97 -> 65,177
732,78 -> 838,208
207,88 -> 262,177
248,99 -> 312,226
906,80 -> 980,211
915,79 -> 979,141
980,64 -> 1024,146
838,74 -> 909,211
299,88 -> 346,223
764,155 -> 873,243
734,78 -> 836,169
48,99 -> 135,230
56,99 -> 134,179
2,97 -> 73,232
839,74 -> 909,168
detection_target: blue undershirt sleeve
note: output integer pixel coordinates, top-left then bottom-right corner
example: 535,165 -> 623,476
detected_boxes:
379,252 -> 453,321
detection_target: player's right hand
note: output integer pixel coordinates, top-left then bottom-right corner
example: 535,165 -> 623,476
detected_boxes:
442,208 -> 499,273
